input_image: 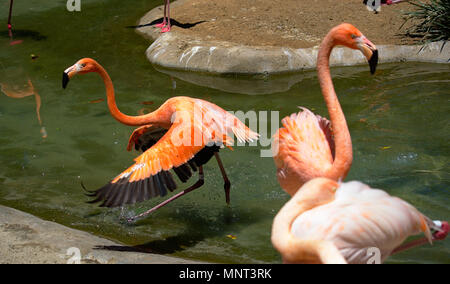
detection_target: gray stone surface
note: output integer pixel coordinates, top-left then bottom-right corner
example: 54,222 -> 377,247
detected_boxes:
136,2 -> 449,75
0,205 -> 203,264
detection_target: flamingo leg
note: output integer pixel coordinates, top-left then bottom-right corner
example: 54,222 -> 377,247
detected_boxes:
155,0 -> 167,28
7,0 -> 22,45
28,80 -> 42,126
391,238 -> 429,255
214,152 -> 231,205
167,0 -> 171,28
33,93 -> 42,126
33,91 -> 47,138
391,221 -> 449,255
127,166 -> 205,222
161,0 -> 171,33
8,0 -> 13,30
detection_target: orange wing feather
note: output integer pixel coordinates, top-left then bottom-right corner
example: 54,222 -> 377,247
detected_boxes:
273,107 -> 334,195
88,97 -> 259,207
116,99 -> 258,183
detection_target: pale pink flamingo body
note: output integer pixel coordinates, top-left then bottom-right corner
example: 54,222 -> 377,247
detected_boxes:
272,178 -> 449,264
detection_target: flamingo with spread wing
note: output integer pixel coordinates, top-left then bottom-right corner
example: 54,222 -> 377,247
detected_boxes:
62,58 -> 259,221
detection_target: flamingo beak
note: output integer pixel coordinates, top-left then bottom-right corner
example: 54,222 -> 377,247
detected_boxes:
62,72 -> 70,89
357,36 -> 378,75
62,64 -> 79,89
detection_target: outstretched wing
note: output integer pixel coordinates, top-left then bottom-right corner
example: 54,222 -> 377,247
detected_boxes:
87,98 -> 259,208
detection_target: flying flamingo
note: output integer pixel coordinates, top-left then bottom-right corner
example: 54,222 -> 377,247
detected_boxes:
271,177 -> 449,264
1,79 -> 47,138
62,58 -> 259,220
155,0 -> 172,33
272,23 -> 378,196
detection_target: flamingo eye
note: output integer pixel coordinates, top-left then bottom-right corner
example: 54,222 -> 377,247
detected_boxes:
350,34 -> 357,39
80,63 -> 86,68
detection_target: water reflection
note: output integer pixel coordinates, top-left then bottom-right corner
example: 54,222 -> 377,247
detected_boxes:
155,64 -> 375,95
0,77 -> 47,138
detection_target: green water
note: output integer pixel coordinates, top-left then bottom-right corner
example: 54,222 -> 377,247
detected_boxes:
0,0 -> 449,264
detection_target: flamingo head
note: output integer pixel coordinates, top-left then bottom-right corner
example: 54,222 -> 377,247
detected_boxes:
63,58 -> 99,89
331,23 -> 378,74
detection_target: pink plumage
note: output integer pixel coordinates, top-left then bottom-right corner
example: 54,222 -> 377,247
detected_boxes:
290,180 -> 434,264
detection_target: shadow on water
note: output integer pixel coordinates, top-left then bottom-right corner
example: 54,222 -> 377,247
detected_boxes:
127,18 -> 207,30
0,29 -> 47,41
94,206 -> 267,256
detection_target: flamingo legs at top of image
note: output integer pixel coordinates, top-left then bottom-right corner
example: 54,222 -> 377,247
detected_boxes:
7,0 -> 23,45
155,0 -> 171,33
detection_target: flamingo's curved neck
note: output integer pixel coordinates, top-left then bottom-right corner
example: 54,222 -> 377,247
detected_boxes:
271,200 -> 322,263
317,33 -> 353,180
96,64 -> 161,126
271,179 -> 346,264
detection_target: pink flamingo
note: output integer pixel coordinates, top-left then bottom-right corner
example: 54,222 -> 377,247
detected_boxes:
155,0 -> 172,33
273,23 -> 378,196
271,178 -> 449,264
62,58 -> 259,221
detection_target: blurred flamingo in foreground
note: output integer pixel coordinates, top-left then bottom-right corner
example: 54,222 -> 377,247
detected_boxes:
271,178 -> 449,264
62,58 -> 259,221
155,0 -> 172,33
1,79 -> 47,138
273,23 -> 378,196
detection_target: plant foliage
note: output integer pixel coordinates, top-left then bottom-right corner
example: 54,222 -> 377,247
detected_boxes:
403,0 -> 450,44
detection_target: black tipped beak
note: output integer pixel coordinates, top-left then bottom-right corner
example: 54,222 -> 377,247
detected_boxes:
62,72 -> 70,89
368,49 -> 378,75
